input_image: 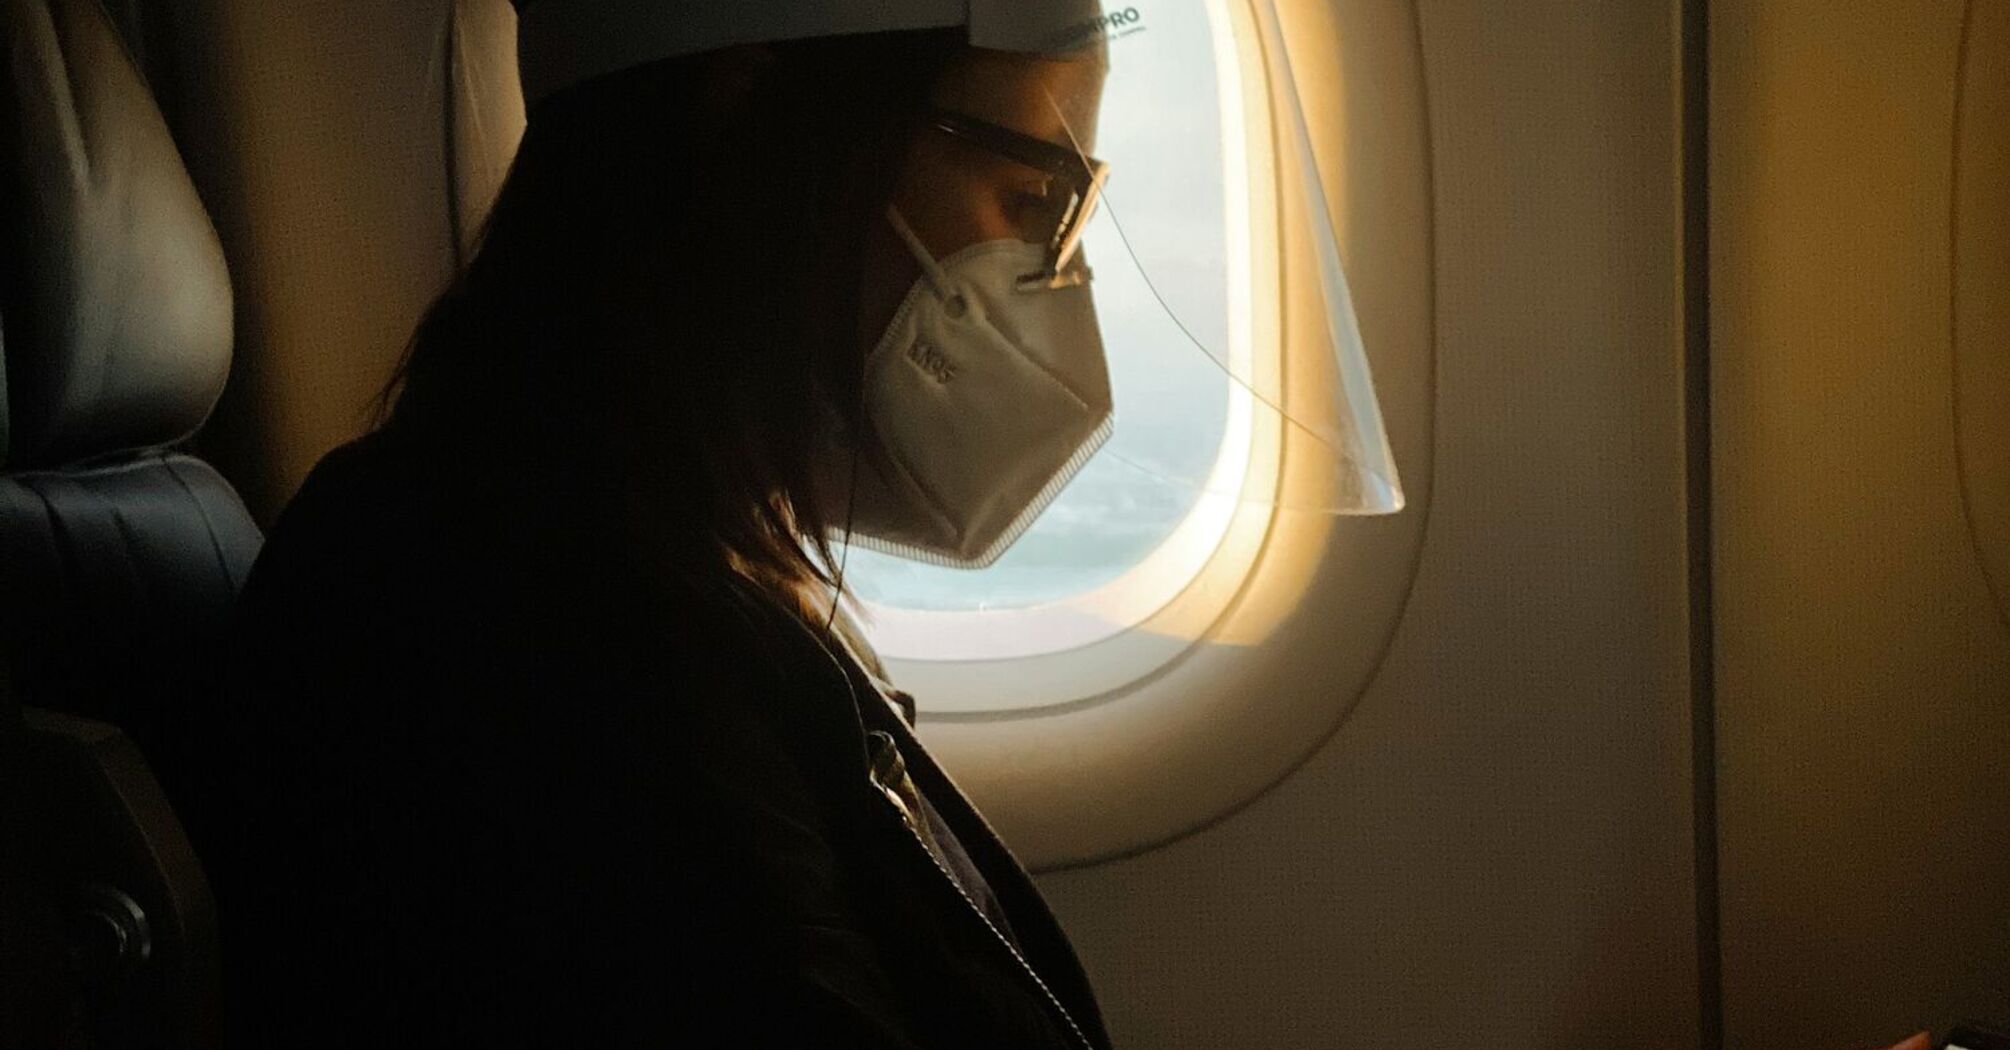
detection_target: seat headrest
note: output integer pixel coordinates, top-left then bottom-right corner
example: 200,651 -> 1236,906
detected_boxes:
1,0 -> 232,470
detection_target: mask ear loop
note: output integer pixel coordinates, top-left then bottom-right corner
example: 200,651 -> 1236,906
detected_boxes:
803,391 -> 864,721
885,206 -> 963,313
822,420 -> 863,641
822,215 -> 897,642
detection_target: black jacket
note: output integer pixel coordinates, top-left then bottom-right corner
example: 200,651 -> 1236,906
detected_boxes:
183,427 -> 1115,1048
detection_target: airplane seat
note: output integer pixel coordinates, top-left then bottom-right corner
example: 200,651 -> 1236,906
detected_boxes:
1,0 -> 261,1044
139,0 -> 527,520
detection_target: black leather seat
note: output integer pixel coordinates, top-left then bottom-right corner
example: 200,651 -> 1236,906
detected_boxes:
2,0 -> 262,1044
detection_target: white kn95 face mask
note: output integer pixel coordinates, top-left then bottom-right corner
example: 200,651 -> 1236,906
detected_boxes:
833,206 -> 1114,569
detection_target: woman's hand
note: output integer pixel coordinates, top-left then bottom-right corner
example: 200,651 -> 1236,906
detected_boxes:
1870,1032 -> 1933,1050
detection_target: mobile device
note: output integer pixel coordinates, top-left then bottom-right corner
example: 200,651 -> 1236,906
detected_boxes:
1941,1022 -> 2010,1050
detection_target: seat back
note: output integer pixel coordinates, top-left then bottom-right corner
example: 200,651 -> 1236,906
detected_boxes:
2,0 -> 262,1044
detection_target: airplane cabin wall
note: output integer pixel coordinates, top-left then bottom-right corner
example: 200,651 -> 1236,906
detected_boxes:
1033,1 -> 1702,1046
1712,0 -> 2010,1044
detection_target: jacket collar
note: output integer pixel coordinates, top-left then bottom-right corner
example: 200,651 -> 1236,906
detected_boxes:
807,618 -> 1114,1050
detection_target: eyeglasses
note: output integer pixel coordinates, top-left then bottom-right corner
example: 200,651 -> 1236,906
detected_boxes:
927,107 -> 1111,289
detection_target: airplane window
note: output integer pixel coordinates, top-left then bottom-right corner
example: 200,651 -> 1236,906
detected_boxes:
845,2 -> 1253,663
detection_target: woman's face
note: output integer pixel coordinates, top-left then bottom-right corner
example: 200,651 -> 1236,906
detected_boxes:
854,49 -> 1108,356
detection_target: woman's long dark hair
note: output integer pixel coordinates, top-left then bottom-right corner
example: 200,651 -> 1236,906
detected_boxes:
377,30 -> 962,617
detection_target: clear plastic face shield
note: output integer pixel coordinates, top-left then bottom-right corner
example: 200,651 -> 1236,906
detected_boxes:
844,0 -> 1405,619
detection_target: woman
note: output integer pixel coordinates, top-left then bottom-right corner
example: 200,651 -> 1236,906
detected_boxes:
194,9 -> 1116,1048
188,6 -> 1945,1049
